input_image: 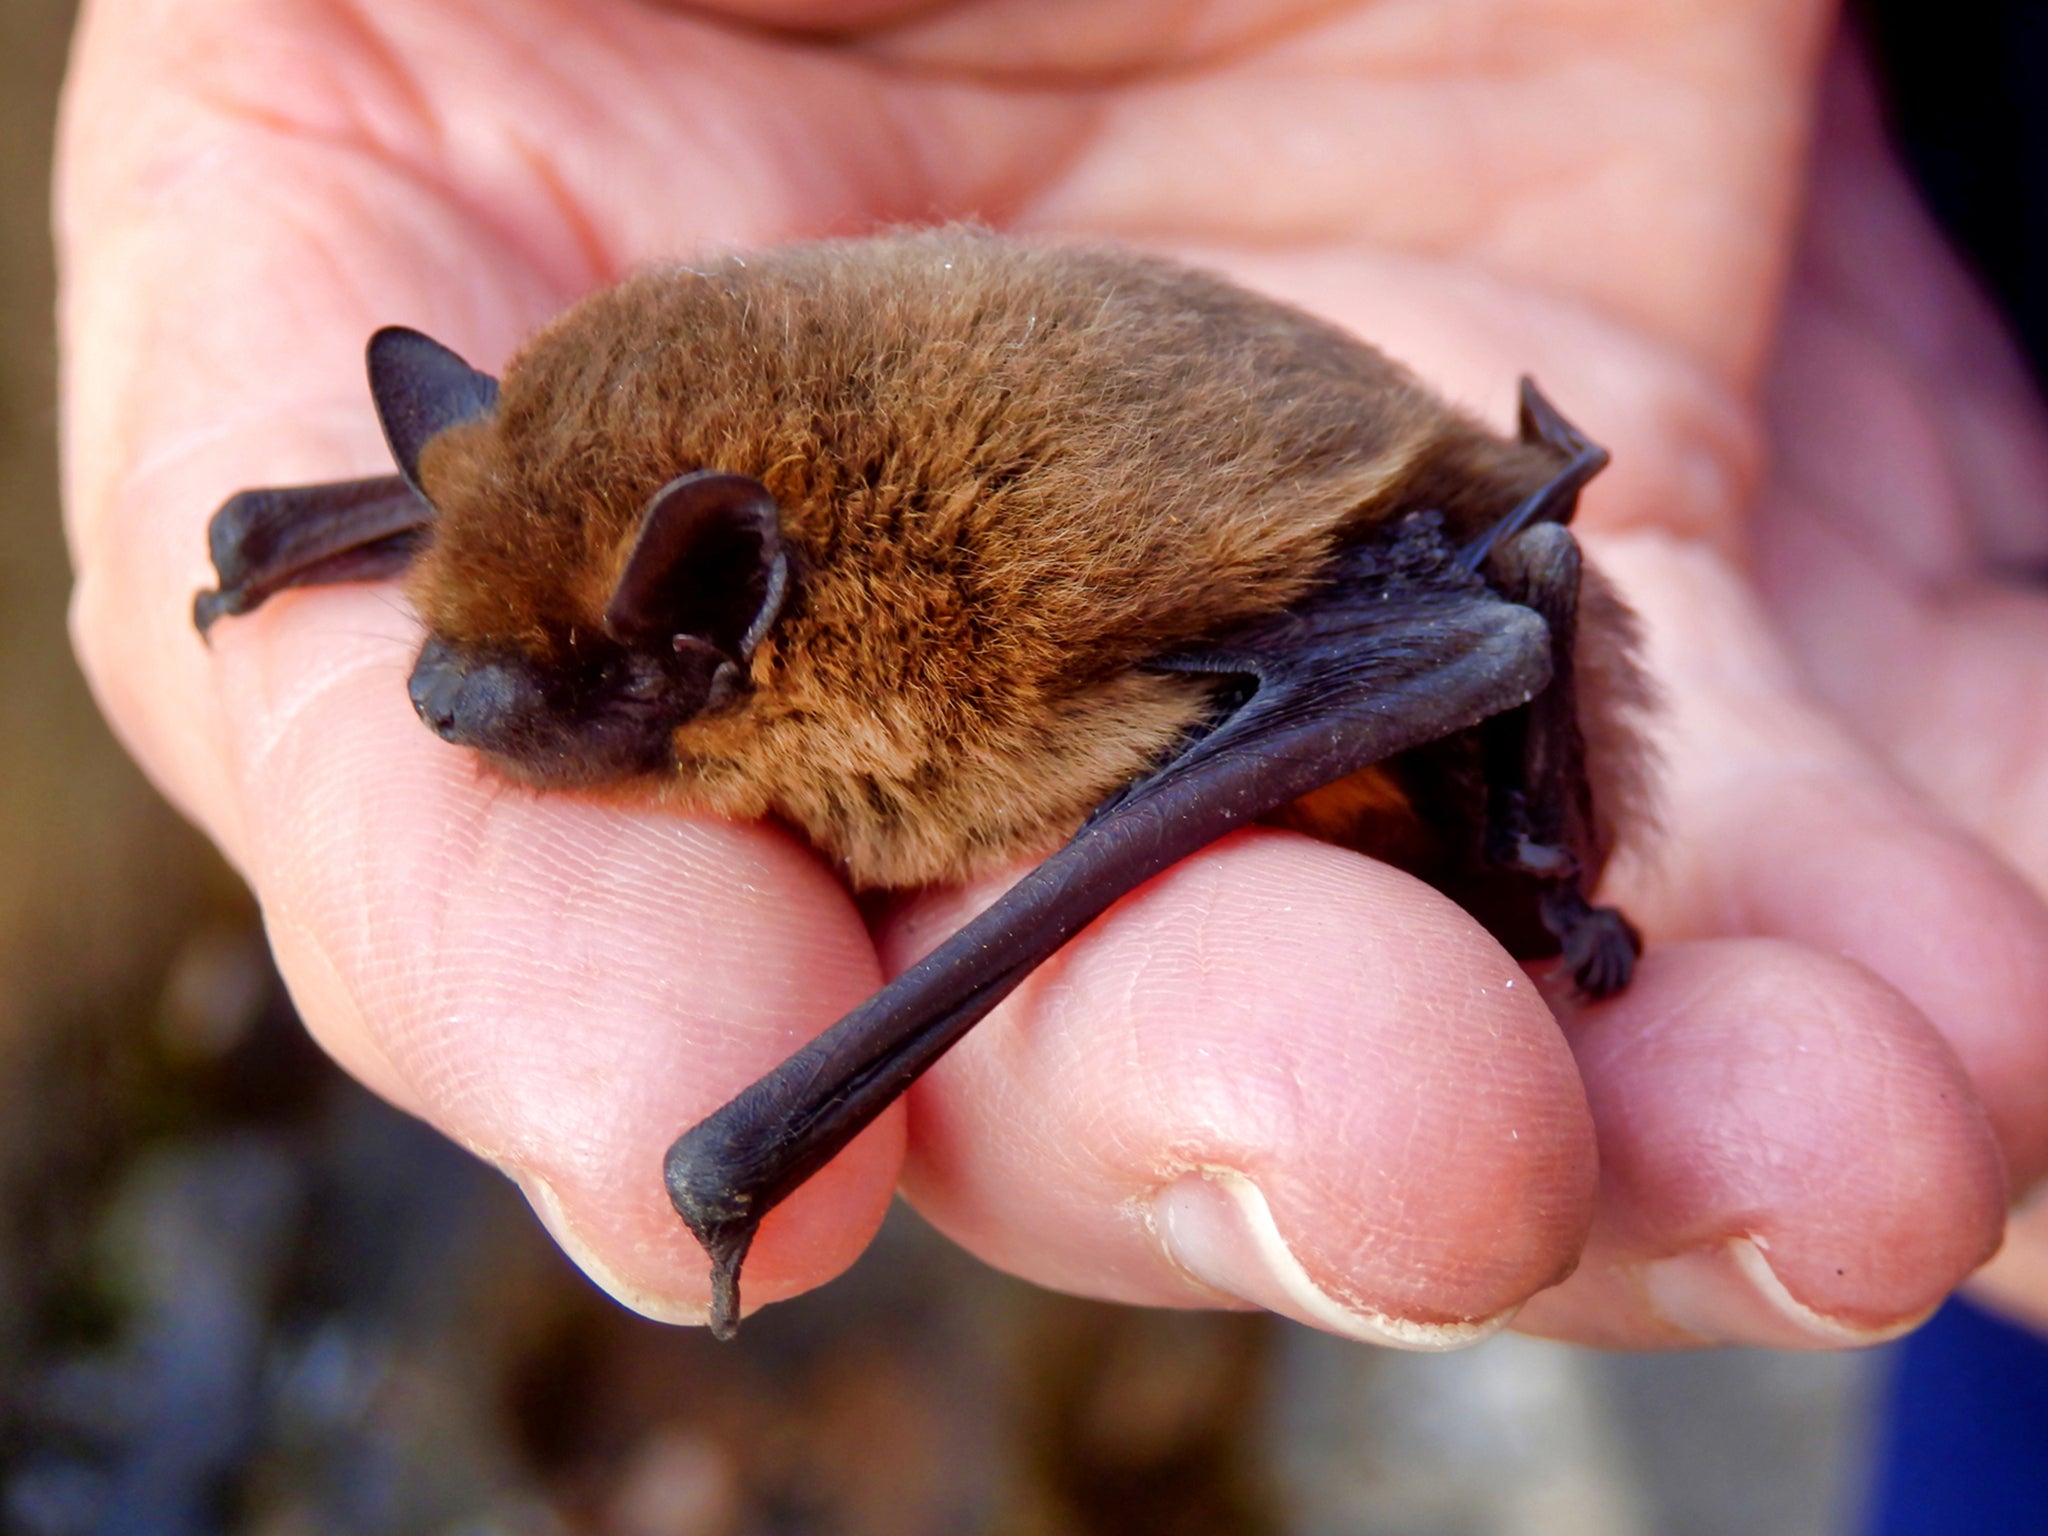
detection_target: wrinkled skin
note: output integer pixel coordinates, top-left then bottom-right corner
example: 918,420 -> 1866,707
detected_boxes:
57,0 -> 2048,1344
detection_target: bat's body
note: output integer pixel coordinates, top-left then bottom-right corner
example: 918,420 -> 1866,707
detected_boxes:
197,229 -> 1650,1338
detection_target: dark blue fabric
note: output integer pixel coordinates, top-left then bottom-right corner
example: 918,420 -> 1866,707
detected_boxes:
1865,1297 -> 2048,1535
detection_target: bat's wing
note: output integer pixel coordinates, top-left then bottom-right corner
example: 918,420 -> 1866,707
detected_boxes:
665,512 -> 1554,1337
1451,378 -> 1610,576
195,327 -> 500,637
194,475 -> 429,636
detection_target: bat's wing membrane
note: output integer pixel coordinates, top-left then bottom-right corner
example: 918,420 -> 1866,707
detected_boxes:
194,475 -> 429,636
665,513 -> 1554,1336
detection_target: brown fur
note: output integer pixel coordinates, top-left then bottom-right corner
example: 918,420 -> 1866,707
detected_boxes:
404,228 -> 1649,889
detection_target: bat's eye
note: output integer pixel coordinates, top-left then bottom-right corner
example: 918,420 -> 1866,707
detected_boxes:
613,654 -> 669,703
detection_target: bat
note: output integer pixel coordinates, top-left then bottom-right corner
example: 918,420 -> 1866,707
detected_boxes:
195,229 -> 1652,1339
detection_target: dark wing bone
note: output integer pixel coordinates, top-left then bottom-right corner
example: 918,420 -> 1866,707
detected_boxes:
1451,377 -> 1610,576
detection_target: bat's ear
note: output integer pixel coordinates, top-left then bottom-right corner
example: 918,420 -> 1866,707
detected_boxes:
366,327 -> 501,497
602,470 -> 790,663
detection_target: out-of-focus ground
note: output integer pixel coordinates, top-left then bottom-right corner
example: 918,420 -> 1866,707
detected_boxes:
0,3 -> 1890,1532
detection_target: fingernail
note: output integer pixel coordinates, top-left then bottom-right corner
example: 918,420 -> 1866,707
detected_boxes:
505,1165 -> 714,1329
1150,1171 -> 1516,1350
1642,1236 -> 1932,1348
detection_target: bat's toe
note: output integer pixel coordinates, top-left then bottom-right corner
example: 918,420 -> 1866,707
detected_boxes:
1566,906 -> 1641,998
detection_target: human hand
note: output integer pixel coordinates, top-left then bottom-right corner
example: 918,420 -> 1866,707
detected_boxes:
1751,46 -> 2048,1336
57,0 -> 2035,1344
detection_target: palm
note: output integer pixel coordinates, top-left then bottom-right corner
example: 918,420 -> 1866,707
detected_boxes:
58,0 -> 2044,1342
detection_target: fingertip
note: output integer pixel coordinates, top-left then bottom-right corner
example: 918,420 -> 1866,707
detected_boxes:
1594,532 -> 2048,1188
1968,1187 -> 2048,1338
208,593 -> 908,1326
1728,785 -> 2048,1187
894,831 -> 1599,1341
1523,938 -> 2007,1347
1150,1170 -> 1523,1350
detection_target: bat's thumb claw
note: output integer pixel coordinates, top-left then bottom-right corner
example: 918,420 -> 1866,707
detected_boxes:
708,1247 -> 747,1342
665,1134 -> 759,1341
193,586 -> 244,638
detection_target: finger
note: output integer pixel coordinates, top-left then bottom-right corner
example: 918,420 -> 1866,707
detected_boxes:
60,227 -> 908,1323
885,830 -> 1599,1349
1596,533 -> 2048,1190
58,3 -> 947,1323
1516,939 -> 2007,1348
209,588 -> 896,1324
1970,1188 -> 2048,1337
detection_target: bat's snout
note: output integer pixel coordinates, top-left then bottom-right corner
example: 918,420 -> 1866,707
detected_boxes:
405,634 -> 700,786
408,636 -> 544,749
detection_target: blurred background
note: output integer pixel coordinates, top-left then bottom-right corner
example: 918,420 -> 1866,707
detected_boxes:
0,3 -> 2038,1533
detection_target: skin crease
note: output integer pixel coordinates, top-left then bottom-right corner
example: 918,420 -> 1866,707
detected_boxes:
53,0 -> 2048,1342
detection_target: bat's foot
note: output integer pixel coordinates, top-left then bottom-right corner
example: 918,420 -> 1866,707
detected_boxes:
1556,902 -> 1640,998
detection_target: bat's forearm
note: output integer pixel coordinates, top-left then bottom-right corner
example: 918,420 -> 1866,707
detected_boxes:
664,775 -> 1242,1339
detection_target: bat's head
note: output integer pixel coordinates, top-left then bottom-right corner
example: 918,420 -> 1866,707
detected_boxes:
369,327 -> 790,792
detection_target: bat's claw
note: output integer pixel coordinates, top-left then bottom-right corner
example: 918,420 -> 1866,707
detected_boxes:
665,1133 -> 761,1341
1562,905 -> 1640,998
705,1240 -> 750,1343
193,585 -> 251,639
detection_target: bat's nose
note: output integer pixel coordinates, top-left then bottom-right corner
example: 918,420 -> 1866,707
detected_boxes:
408,638 -> 465,738
408,637 -> 540,747
403,635 -> 684,786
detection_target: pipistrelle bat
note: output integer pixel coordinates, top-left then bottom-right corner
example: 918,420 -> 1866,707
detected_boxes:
197,228 -> 1652,1338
